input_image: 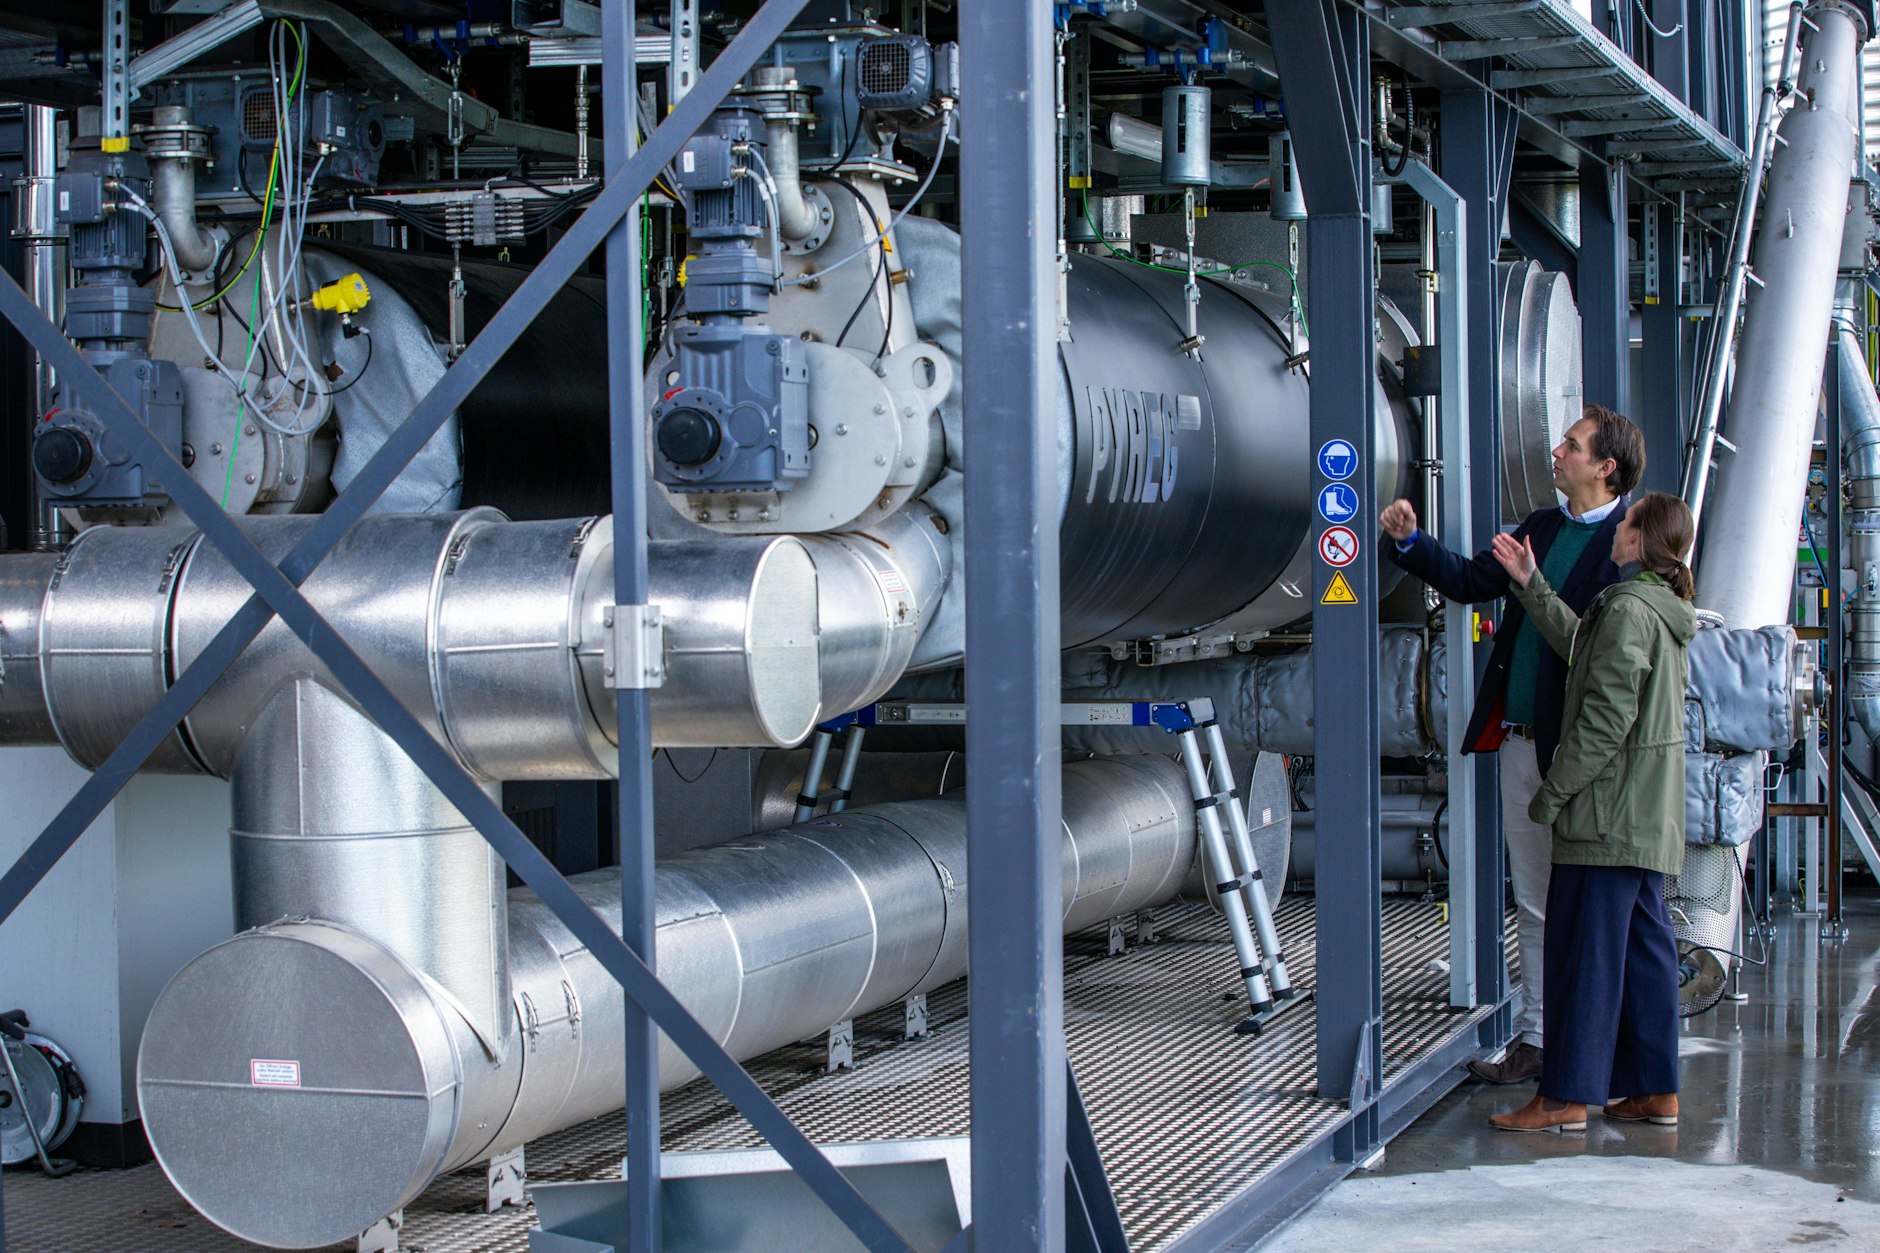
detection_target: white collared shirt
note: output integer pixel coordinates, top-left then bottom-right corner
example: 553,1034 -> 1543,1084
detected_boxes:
1563,495 -> 1621,526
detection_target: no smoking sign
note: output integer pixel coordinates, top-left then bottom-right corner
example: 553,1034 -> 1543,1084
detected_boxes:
1318,525 -> 1360,568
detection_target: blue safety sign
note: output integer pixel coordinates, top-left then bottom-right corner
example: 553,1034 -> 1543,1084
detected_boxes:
1317,482 -> 1360,524
1317,438 -> 1358,481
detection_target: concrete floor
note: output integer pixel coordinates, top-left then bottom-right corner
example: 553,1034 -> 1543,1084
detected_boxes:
1269,892 -> 1880,1250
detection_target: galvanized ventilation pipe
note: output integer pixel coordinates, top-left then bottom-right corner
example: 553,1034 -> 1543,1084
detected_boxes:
1694,0 -> 1868,626
0,508 -> 951,768
137,754 -> 1198,1249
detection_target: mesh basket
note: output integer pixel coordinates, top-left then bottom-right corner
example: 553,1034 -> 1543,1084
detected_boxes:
1665,842 -> 1745,958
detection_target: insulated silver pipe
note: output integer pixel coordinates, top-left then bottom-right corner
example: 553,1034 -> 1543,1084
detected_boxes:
801,503 -> 953,714
1694,1 -> 1868,628
0,552 -> 58,744
1682,1 -> 1805,523
16,103 -> 67,551
0,513 -> 830,768
139,755 -> 1199,1249
230,677 -> 513,1056
1838,322 -> 1880,741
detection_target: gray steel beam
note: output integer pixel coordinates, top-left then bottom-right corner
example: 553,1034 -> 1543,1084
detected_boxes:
101,0 -> 129,143
1579,160 -> 1630,409
1385,158 -> 1478,1008
601,3 -> 659,1248
1440,81 -> 1518,1042
959,1 -> 1066,1247
1267,1 -> 1383,1143
1640,197 -> 1685,492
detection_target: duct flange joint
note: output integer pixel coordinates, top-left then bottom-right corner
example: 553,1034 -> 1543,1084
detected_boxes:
602,602 -> 666,689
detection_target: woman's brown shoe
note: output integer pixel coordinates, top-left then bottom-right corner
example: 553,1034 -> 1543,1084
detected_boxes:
1604,1094 -> 1678,1125
1488,1095 -> 1587,1133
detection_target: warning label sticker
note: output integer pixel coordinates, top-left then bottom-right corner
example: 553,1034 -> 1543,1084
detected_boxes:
1317,526 -> 1360,568
875,568 -> 909,595
251,1059 -> 302,1088
1321,571 -> 1359,605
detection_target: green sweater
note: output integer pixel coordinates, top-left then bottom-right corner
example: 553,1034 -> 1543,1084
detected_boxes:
1501,517 -> 1601,726
1513,571 -> 1698,875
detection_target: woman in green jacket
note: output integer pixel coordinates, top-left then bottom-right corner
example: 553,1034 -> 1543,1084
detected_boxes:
1482,491 -> 1698,1134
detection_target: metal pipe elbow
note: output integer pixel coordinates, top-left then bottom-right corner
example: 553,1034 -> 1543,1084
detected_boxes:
151,154 -> 220,275
763,116 -> 819,242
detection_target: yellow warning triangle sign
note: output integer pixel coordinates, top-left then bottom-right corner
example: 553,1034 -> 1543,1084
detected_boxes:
1321,571 -> 1359,605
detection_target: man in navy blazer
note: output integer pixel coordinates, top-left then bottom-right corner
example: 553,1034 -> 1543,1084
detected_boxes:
1382,404 -> 1646,1085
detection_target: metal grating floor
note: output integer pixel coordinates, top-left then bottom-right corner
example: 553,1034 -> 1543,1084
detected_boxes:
3,896 -> 1490,1252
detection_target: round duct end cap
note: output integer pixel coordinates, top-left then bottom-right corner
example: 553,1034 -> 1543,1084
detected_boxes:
138,923 -> 461,1249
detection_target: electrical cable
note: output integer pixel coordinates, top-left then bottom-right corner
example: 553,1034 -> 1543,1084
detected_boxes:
661,747 -> 719,784
126,190 -> 281,437
321,328 -> 374,396
824,176 -> 885,349
1634,0 -> 1683,39
155,146 -> 280,312
1801,506 -> 1835,592
808,53 -> 863,174
1379,71 -> 1411,179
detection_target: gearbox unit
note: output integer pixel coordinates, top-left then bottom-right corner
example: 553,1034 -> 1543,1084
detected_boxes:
652,327 -> 810,493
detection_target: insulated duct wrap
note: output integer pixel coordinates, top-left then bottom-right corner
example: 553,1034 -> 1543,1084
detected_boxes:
1685,624 -> 1810,754
139,756 -> 1198,1249
1683,750 -> 1767,848
883,628 -> 1442,759
892,216 -> 1412,661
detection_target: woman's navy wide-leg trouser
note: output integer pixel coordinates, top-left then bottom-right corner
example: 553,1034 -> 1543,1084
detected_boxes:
1537,863 -> 1681,1106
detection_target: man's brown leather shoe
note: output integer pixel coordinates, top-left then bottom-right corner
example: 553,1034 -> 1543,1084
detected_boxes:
1488,1095 -> 1587,1133
1467,1041 -> 1542,1085
1604,1094 -> 1678,1125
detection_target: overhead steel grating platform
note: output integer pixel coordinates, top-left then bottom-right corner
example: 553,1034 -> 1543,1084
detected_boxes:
1382,0 -> 1746,182
3,898 -> 1509,1253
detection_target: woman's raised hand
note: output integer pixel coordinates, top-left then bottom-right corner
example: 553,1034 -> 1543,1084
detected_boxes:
1491,532 -> 1539,587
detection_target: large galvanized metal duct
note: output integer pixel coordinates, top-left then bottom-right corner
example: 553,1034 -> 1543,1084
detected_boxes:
0,507 -> 951,761
1684,0 -> 1867,960
137,755 -> 1197,1249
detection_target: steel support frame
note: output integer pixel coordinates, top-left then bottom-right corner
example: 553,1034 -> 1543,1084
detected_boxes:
1824,342 -> 1847,937
1579,158 -> 1631,410
959,1 -> 1069,1246
0,3 -> 932,1250
1266,0 -> 1384,1157
1383,158 -> 1481,1009
600,4 -> 661,1246
1440,79 -> 1517,1048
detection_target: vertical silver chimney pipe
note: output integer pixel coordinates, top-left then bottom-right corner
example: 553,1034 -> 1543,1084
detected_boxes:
1694,1 -> 1868,628
14,104 -> 67,550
